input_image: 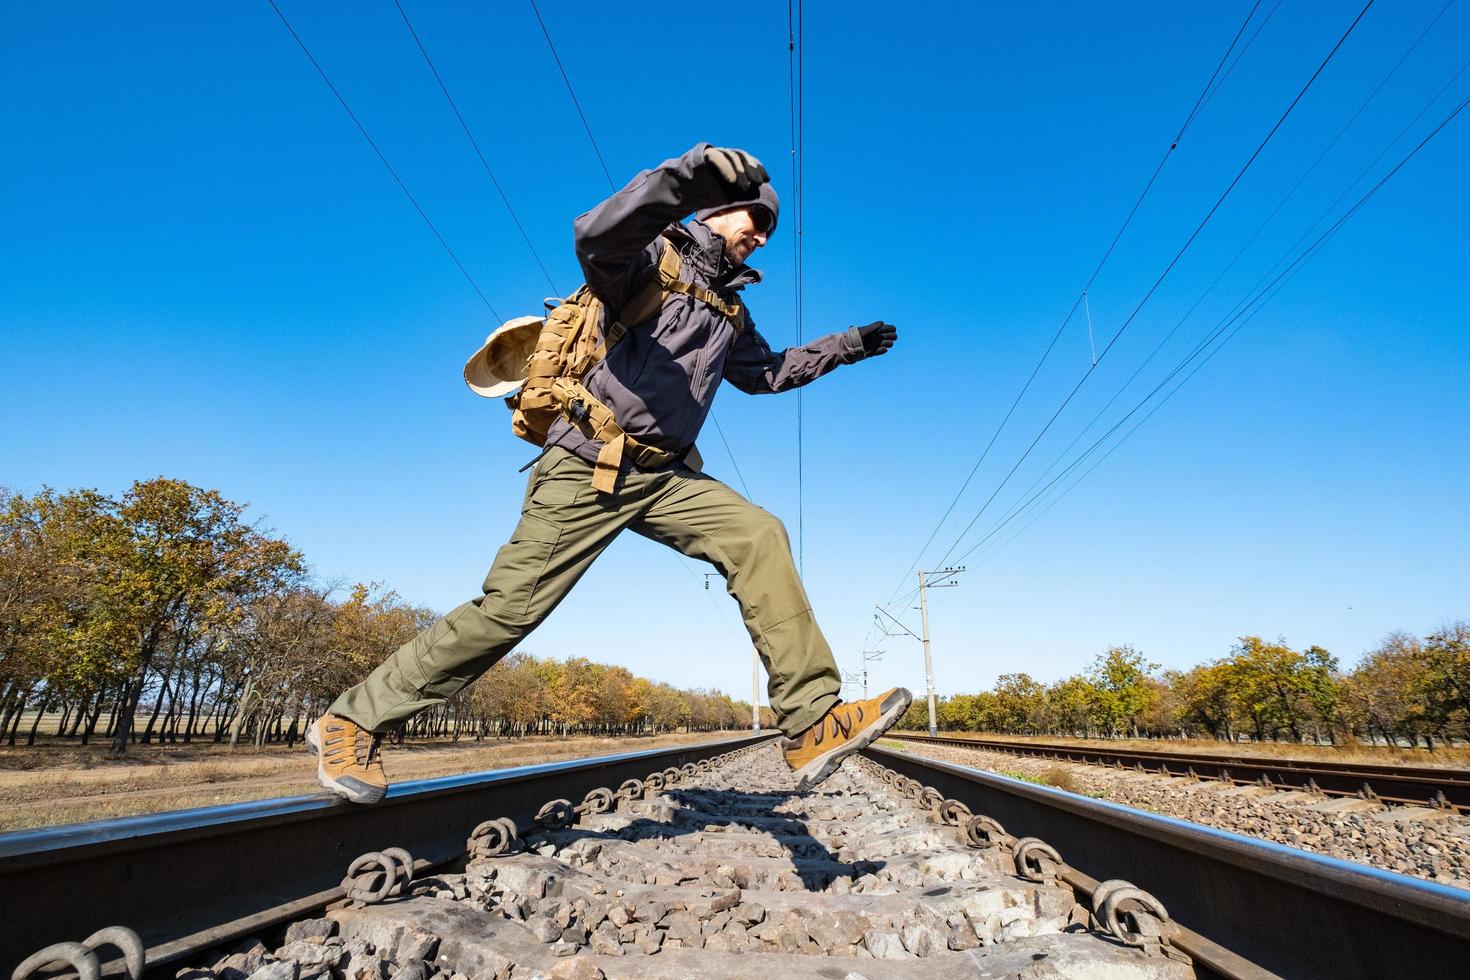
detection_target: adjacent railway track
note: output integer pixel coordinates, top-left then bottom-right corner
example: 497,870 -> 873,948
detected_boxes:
3,734 -> 1468,980
887,732 -> 1470,811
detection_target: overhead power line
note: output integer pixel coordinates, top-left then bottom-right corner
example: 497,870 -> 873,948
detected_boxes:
882,0 -> 1382,612
521,0 -> 755,500
974,0 -> 1463,538
1191,0 -> 1287,124
523,0 -> 764,698
710,415 -> 754,499
264,0 -> 501,319
915,0 -> 1378,585
788,0 -> 807,574
393,0 -> 562,295
888,54 -> 1470,604
528,0 -> 615,189
882,0 -> 1265,603
951,81 -> 1470,571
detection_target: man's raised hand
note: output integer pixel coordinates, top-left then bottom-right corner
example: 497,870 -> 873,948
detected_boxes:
706,146 -> 768,195
858,322 -> 898,357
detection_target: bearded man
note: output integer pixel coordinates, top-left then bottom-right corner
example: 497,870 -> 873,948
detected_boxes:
309,144 -> 909,803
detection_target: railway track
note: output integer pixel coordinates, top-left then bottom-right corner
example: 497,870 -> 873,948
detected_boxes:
4,734 -> 1469,980
887,733 -> 1470,811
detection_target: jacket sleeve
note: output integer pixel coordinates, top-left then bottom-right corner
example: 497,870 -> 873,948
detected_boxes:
573,142 -> 743,310
722,314 -> 867,395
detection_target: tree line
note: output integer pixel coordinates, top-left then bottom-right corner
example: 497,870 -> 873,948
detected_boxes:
0,480 -> 762,753
897,628 -> 1470,748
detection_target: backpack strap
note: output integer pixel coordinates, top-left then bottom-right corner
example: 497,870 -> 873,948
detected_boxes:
654,239 -> 744,321
550,377 -> 681,492
619,239 -> 686,329
561,237 -> 746,492
595,239 -> 744,362
660,273 -> 742,320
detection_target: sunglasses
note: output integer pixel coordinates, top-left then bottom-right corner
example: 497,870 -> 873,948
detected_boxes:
751,207 -> 774,234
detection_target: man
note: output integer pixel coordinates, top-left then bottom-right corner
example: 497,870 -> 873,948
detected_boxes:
308,143 -> 911,804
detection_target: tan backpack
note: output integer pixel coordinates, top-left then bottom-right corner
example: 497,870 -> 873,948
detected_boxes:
504,237 -> 744,492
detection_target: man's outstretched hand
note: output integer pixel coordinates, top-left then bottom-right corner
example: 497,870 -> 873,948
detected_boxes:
858,321 -> 898,357
706,146 -> 768,195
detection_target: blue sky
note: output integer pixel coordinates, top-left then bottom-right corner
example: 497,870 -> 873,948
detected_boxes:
4,1 -> 1467,708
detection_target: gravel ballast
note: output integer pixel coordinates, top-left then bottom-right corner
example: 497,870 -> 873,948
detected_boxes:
893,740 -> 1470,890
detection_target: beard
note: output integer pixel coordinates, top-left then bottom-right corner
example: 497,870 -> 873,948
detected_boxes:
724,233 -> 757,265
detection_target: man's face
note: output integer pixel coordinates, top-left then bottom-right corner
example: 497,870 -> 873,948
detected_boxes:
707,207 -> 771,266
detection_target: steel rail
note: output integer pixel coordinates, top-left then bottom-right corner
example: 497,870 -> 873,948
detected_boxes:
0,734 -> 768,976
8,734 -> 1467,980
888,732 -> 1470,810
865,743 -> 1470,980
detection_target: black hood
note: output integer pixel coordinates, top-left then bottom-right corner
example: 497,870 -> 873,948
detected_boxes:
694,180 -> 780,235
667,219 -> 762,290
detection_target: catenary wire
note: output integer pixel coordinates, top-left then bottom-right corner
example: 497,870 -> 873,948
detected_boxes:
885,59 -> 1470,611
966,268 -> 1308,573
528,0 -> 615,189
974,1 -> 1462,548
521,0 -> 762,618
670,551 -> 759,654
264,0 -> 501,319
710,415 -> 754,499
881,0 -> 1265,604
522,0 -> 755,503
882,1 -> 1422,614
788,0 -> 807,575
915,0 -> 1378,585
970,264 -> 1307,569
950,84 -> 1470,569
1191,0 -> 1287,124
393,0 -> 562,295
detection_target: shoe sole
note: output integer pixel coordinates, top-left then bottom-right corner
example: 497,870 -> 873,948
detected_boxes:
792,688 -> 914,791
306,720 -> 387,805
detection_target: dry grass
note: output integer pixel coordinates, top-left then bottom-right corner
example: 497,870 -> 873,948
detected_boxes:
992,764 -> 1106,800
935,732 -> 1470,769
1041,764 -> 1084,794
0,730 -> 745,833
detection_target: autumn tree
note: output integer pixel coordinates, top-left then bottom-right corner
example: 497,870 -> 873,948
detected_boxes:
0,488 -> 92,743
1174,662 -> 1237,739
1219,637 -> 1339,743
1087,646 -> 1158,737
1047,676 -> 1099,736
2,488 -> 134,744
226,582 -> 334,747
992,673 -> 1045,733
1422,623 -> 1470,739
99,479 -> 304,753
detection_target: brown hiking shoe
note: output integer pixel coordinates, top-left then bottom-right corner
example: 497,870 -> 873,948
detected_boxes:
782,687 -> 913,791
307,713 -> 388,804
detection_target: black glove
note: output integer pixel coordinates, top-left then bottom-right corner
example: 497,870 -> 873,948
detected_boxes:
857,321 -> 897,357
705,146 -> 768,195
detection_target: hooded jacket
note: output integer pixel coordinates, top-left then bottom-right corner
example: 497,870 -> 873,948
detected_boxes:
546,143 -> 868,472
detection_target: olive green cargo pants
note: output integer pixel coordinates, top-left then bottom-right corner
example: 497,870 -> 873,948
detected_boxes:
330,447 -> 842,738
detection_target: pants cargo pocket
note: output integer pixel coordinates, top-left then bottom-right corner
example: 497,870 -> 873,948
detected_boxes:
480,512 -> 562,621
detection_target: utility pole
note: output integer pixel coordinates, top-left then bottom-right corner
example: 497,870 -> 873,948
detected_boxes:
860,649 -> 885,700
916,567 -> 963,736
876,569 -> 962,736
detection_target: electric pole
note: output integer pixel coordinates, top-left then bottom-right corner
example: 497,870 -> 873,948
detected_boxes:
916,567 -> 963,736
877,569 -> 963,736
860,649 -> 885,700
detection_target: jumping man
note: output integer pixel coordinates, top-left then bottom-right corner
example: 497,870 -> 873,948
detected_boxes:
308,144 -> 912,803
